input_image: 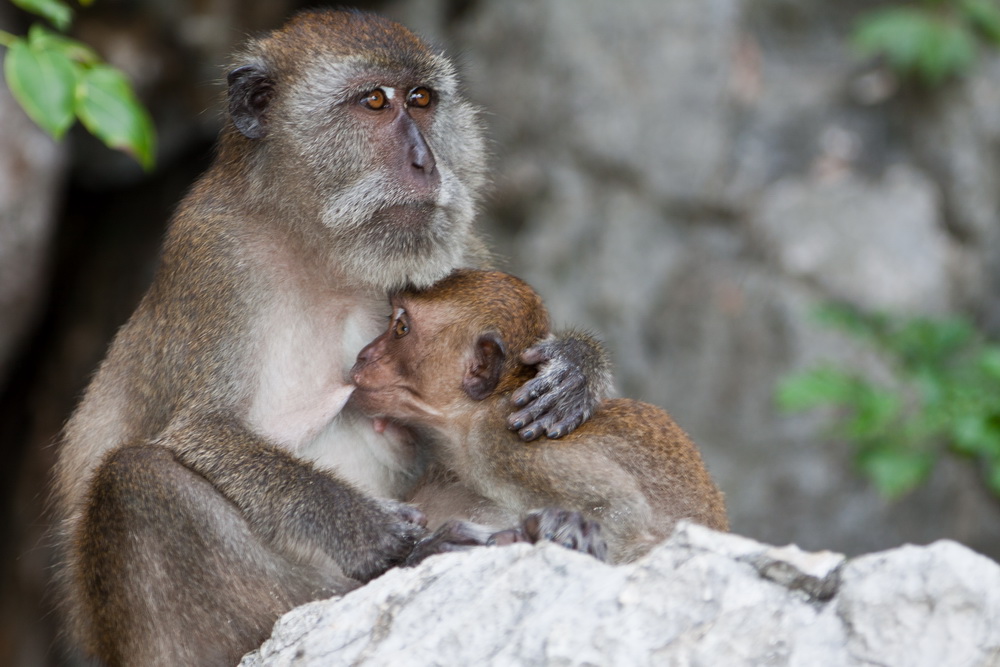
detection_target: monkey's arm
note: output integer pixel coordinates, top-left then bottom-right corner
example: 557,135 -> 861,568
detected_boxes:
508,329 -> 613,441
160,412 -> 426,581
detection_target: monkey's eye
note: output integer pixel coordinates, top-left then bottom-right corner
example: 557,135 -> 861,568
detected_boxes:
361,89 -> 389,110
407,87 -> 432,109
393,314 -> 410,338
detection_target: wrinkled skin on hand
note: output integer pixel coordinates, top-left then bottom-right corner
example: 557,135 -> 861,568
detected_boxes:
508,330 -> 613,441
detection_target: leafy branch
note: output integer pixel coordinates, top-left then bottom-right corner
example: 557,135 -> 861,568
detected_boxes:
2,0 -> 155,169
776,304 -> 1000,500
853,0 -> 1000,86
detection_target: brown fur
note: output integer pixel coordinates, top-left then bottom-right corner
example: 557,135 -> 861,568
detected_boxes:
351,269 -> 728,564
54,10 -> 485,666
54,10 -> 613,665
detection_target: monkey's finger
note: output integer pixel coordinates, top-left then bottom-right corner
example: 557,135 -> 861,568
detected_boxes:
508,391 -> 558,433
545,412 -> 585,439
512,363 -> 585,409
520,345 -> 553,366
521,413 -> 560,441
582,520 -> 609,561
510,376 -> 551,408
523,508 -> 572,542
486,528 -> 529,546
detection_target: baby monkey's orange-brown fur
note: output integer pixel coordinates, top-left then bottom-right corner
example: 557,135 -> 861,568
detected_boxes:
351,270 -> 728,563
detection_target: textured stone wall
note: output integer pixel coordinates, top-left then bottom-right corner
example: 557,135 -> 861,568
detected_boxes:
386,0 -> 1000,559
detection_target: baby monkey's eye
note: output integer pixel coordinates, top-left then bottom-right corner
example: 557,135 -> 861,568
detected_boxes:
393,315 -> 410,338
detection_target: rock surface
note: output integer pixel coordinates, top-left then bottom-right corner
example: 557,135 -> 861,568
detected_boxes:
240,524 -> 1000,667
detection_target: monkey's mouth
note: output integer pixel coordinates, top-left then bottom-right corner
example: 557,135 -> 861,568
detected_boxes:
373,202 -> 436,228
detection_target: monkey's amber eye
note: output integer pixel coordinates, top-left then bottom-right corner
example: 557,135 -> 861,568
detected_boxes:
407,87 -> 431,108
361,89 -> 388,110
393,315 -> 410,338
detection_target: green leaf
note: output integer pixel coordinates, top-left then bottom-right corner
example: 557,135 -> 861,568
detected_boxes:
844,384 -> 901,440
950,414 -> 998,455
28,23 -> 99,65
12,0 -> 73,31
987,458 -> 1000,495
75,65 -> 157,171
775,367 -> 862,412
916,19 -> 977,85
858,447 -> 934,499
891,316 -> 973,365
979,347 -> 1000,381
854,8 -> 937,69
964,0 -> 1000,44
813,303 -> 882,340
4,37 -> 77,138
854,8 -> 977,84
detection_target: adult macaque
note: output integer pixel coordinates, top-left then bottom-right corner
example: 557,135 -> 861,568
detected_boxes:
53,10 -> 611,666
351,269 -> 729,565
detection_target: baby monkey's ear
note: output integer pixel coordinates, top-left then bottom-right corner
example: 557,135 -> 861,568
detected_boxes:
463,333 -> 505,400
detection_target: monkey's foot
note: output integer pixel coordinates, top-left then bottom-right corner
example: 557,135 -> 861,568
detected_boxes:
490,508 -> 608,561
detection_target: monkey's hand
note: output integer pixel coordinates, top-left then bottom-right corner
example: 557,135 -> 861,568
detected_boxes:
508,329 -> 613,441
360,499 -> 430,577
404,519 -> 494,567
488,508 -> 608,561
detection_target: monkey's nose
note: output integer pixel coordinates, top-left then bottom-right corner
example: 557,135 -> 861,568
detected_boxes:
405,122 -> 439,193
349,361 -> 368,388
410,137 -> 436,175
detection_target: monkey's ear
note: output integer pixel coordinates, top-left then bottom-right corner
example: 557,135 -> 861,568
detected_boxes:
227,64 -> 274,140
463,333 -> 505,401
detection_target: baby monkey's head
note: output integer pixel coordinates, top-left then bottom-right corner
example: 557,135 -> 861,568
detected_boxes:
350,269 -> 551,427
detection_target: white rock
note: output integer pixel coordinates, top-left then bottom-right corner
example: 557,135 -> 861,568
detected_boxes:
241,523 -> 1000,667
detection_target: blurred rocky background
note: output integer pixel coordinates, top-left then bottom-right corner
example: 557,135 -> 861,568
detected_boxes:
1,0 -> 999,664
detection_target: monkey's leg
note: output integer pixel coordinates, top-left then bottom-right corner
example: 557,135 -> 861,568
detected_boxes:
76,443 -> 355,667
509,329 -> 614,440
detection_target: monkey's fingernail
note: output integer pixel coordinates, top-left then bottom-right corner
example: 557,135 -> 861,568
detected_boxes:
511,419 -> 524,430
522,429 -> 535,439
549,429 -> 562,438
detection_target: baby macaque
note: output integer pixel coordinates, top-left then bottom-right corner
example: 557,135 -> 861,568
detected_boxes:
350,269 -> 728,563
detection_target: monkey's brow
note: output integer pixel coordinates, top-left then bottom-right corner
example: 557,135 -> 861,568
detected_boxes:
342,77 -> 444,96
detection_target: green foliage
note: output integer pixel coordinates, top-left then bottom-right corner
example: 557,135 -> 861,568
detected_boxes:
776,304 -> 1000,500
1,1 -> 155,170
76,64 -> 155,169
853,0 -> 1000,86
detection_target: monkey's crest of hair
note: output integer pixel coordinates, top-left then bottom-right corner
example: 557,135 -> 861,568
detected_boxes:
242,10 -> 445,81
407,269 -> 552,392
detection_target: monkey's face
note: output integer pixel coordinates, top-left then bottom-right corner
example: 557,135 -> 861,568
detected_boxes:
349,296 -> 469,429
228,11 -> 487,291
